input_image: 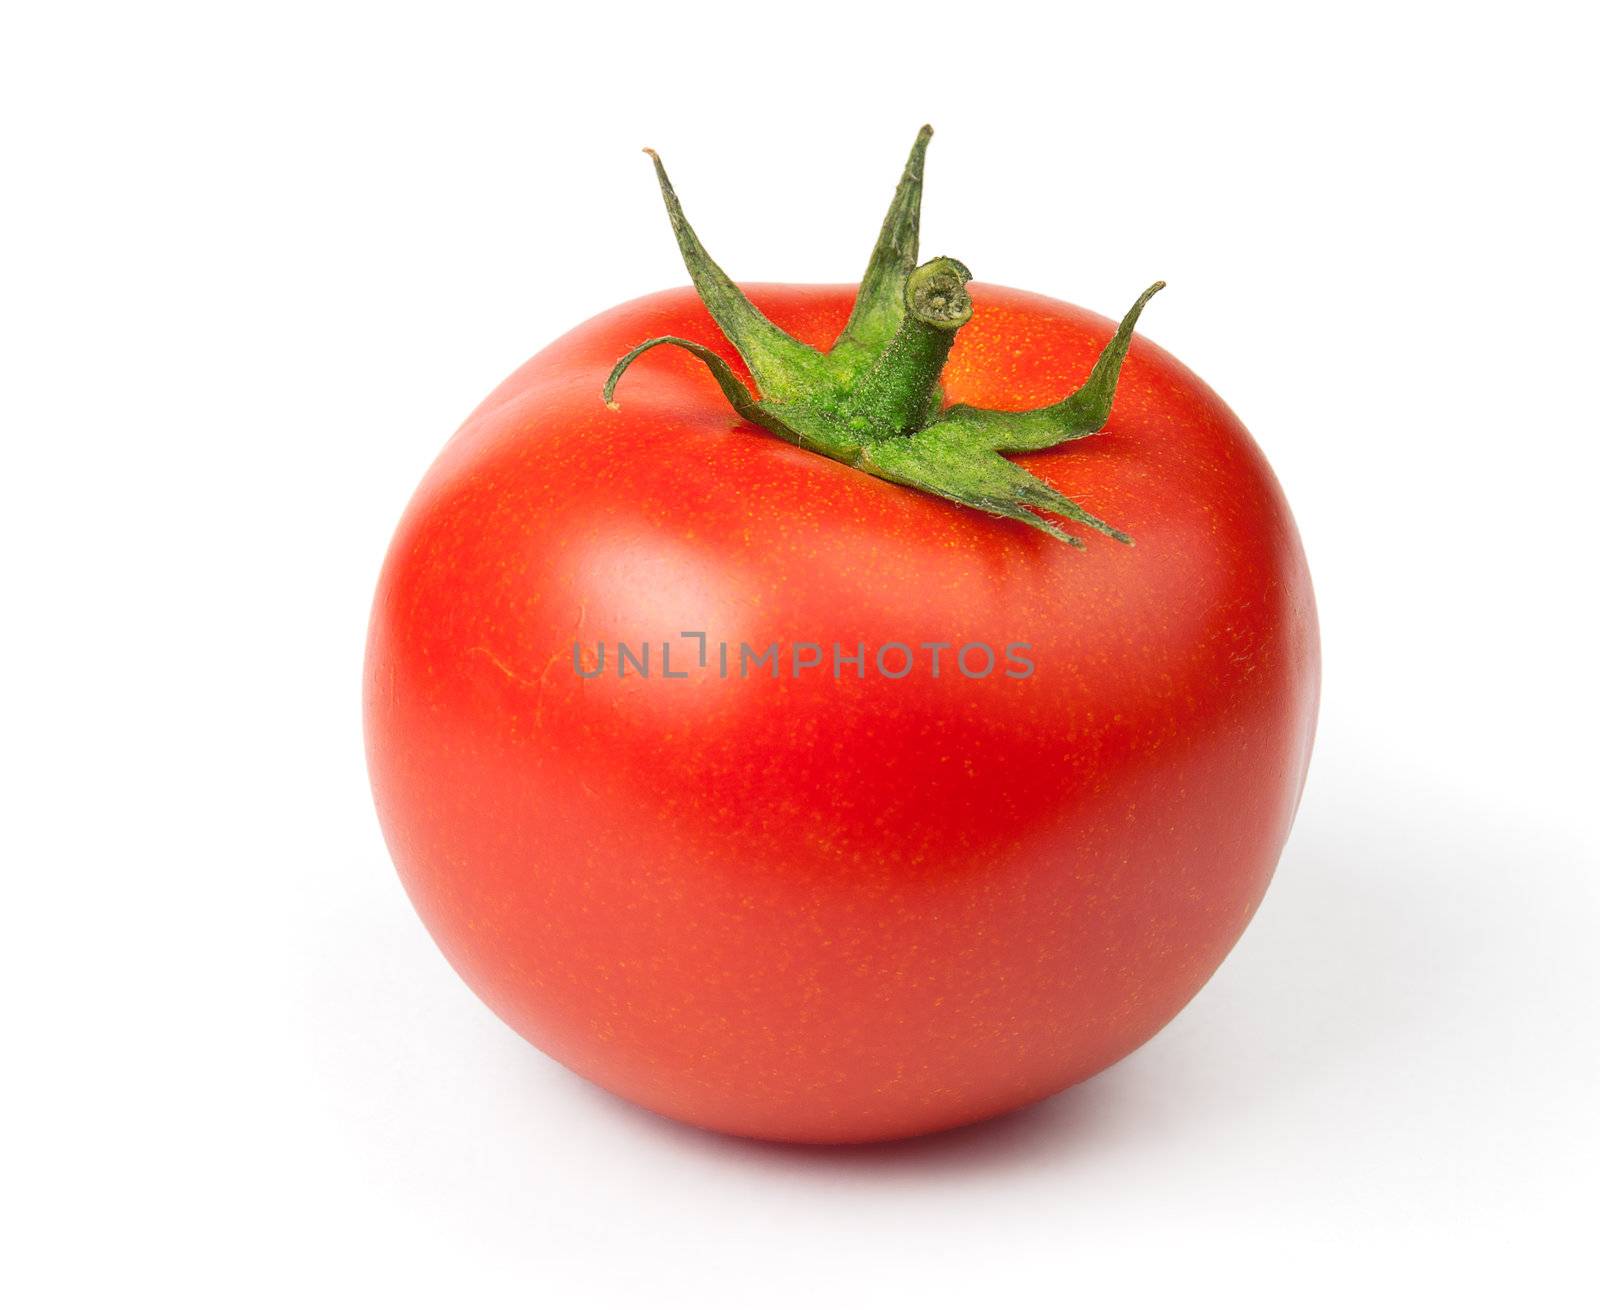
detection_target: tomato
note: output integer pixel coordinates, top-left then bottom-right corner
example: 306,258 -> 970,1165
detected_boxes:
365,131 -> 1318,1144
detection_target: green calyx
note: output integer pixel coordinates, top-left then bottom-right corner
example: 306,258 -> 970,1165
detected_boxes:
602,127 -> 1163,548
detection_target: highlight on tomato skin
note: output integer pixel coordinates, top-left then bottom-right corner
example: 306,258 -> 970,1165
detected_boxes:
363,127 -> 1320,1145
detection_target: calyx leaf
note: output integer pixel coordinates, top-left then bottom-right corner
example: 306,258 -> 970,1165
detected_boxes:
604,128 -> 1162,547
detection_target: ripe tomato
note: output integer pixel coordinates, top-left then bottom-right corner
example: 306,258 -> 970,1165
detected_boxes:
365,134 -> 1318,1144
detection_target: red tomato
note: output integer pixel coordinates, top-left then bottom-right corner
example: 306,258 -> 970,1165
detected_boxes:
364,276 -> 1319,1143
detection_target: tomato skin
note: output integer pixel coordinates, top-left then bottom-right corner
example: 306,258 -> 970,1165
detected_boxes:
364,283 -> 1319,1144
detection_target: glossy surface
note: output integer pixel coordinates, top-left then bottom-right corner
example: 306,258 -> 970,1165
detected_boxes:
365,284 -> 1320,1143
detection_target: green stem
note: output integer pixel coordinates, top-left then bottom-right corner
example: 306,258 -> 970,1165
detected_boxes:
603,128 -> 1164,548
847,257 -> 972,435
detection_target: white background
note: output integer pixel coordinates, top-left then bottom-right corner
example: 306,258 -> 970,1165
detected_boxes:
6,2 -> 1596,1305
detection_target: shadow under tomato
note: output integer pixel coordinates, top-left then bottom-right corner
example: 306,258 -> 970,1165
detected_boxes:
571,1068 -> 1132,1177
